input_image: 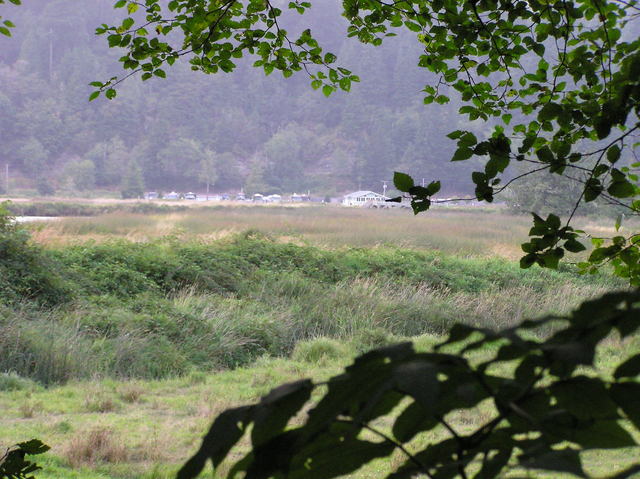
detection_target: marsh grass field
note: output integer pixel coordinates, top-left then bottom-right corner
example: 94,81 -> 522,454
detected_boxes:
1,204 -> 633,478
20,204 -> 585,257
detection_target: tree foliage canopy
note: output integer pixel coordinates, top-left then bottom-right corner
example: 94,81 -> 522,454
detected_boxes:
0,0 -> 19,37
96,0 -> 640,283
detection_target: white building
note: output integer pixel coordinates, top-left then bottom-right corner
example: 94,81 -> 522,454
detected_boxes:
290,193 -> 310,202
342,190 -> 389,207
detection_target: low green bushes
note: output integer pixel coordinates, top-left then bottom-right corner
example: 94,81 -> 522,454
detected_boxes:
0,220 -> 619,385
6,201 -> 189,217
0,203 -> 70,305
292,338 -> 350,363
0,372 -> 41,392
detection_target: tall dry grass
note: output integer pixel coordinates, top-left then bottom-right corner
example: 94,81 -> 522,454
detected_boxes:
63,428 -> 128,468
0,273 -> 608,385
28,207 -> 533,258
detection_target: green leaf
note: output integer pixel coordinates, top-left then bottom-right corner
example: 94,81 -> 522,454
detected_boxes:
121,17 -> 134,30
536,146 -> 555,163
289,434 -> 395,479
539,102 -> 563,121
425,180 -> 441,196
392,401 -> 438,443
564,239 -> 586,253
393,172 -> 414,192
474,447 -> 513,479
546,213 -> 561,231
541,248 -> 564,269
177,406 -> 254,479
548,419 -> 636,449
615,214 -> 623,231
595,117 -> 612,140
452,147 -> 473,162
251,380 -> 313,447
518,447 -> 586,478
551,376 -> 619,420
16,439 -> 50,455
607,145 -> 621,164
520,253 -> 537,268
393,360 -> 438,411
584,178 -> 603,202
608,180 -> 636,198
611,383 -> 640,431
458,131 -> 478,147
614,354 -> 640,379
89,91 -> 101,101
411,198 -> 430,214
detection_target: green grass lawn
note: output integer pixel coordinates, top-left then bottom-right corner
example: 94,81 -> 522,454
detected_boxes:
2,334 -> 638,479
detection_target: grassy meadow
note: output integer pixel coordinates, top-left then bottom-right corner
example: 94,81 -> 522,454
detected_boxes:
25,205 -> 541,258
1,204 -> 630,478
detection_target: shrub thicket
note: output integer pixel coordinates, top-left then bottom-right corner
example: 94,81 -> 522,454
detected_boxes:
0,203 -> 70,305
5,201 -> 189,217
0,213 -> 618,385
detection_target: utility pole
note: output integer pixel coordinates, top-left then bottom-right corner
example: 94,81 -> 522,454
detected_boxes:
49,28 -> 54,83
421,178 -> 425,187
4,163 -> 9,195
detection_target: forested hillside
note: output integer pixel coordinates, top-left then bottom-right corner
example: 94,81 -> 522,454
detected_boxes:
0,0 -> 484,196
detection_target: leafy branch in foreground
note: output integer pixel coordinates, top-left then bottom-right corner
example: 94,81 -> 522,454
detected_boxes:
89,0 -> 360,101
179,289 -> 640,479
0,0 -> 20,37
98,0 -> 640,283
0,440 -> 49,479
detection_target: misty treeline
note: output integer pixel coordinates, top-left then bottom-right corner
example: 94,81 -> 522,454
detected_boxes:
0,0 -> 490,197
